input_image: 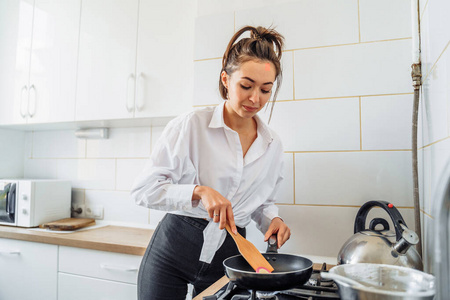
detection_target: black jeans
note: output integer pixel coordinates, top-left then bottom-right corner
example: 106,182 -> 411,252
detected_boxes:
137,213 -> 246,300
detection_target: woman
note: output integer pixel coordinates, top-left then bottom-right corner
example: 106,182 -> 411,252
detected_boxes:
131,25 -> 291,300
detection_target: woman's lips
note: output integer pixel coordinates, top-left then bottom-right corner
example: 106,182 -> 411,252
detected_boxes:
243,105 -> 258,112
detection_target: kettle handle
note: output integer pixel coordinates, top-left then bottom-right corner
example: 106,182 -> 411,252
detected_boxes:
354,200 -> 407,241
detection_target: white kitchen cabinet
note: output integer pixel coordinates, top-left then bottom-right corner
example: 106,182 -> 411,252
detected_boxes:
134,0 -> 195,118
0,238 -> 58,300
58,246 -> 142,300
0,0 -> 80,125
58,273 -> 137,300
76,0 -> 195,121
75,0 -> 139,121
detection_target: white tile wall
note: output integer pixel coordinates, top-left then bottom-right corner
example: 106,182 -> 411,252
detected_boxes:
359,0 -> 411,42
294,40 -> 412,99
57,159 -> 116,190
275,153 -> 294,204
361,94 -> 413,150
259,99 -> 360,151
249,205 -> 415,257
194,12 -> 234,60
421,48 -> 450,145
193,59 -> 223,106
86,127 -> 151,158
419,0 -> 450,77
294,151 -> 413,207
235,0 -> 359,50
32,130 -> 85,158
419,0 -> 450,272
85,190 -> 148,223
0,129 -> 24,178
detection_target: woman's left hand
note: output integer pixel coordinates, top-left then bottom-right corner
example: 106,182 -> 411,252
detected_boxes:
264,217 -> 291,249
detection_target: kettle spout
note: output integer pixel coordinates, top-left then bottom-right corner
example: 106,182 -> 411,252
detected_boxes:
393,224 -> 419,254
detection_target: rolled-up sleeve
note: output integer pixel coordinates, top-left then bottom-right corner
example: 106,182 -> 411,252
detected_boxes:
130,117 -> 198,211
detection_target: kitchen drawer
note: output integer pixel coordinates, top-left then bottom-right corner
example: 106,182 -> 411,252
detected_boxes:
59,246 -> 142,284
0,238 -> 57,300
58,273 -> 137,300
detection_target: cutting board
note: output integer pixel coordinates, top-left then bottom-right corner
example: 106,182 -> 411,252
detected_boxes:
39,218 -> 96,231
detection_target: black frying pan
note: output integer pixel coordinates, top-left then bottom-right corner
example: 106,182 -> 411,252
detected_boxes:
223,236 -> 313,291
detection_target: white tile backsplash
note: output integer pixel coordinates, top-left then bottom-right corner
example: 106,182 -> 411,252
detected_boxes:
0,129 -> 24,178
361,94 -> 413,150
276,153 -> 294,204
421,47 -> 450,146
194,12 -> 234,60
294,40 -> 412,99
85,190 -> 149,223
260,98 -> 360,151
57,159 -> 116,190
116,159 -> 148,191
420,0 -> 450,77
359,0 -> 411,42
24,158 -> 58,179
86,127 -> 151,158
32,130 -> 85,158
193,59 -> 223,106
235,0 -> 359,50
295,151 -> 413,207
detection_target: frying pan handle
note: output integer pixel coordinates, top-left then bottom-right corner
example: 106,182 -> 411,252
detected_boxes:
266,235 -> 278,253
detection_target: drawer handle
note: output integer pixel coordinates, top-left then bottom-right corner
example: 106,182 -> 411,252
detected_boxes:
100,264 -> 138,272
0,249 -> 21,255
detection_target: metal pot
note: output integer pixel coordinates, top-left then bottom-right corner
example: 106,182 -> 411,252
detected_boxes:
321,263 -> 435,300
338,200 -> 423,270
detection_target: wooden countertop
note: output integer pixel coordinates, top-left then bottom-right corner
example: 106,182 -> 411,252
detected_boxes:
0,225 -> 154,256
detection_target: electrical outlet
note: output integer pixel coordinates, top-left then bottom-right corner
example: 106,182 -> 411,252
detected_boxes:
72,203 -> 86,218
85,205 -> 104,220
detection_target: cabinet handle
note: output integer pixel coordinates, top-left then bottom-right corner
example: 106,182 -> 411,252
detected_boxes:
0,249 -> 21,255
136,72 -> 144,112
100,263 -> 138,272
126,74 -> 135,113
20,85 -> 28,118
28,84 -> 36,118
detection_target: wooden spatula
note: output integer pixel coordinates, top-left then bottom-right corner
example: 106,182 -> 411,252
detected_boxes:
225,223 -> 274,273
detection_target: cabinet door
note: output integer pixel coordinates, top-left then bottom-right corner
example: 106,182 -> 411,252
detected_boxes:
58,273 -> 137,300
0,238 -> 57,300
75,0 -> 139,121
27,0 -> 80,123
0,0 -> 34,125
134,0 -> 195,118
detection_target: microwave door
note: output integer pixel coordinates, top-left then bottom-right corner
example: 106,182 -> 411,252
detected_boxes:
0,183 -> 15,224
7,183 -> 16,214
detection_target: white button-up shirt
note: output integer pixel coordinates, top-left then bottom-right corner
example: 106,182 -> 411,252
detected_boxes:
131,101 -> 284,263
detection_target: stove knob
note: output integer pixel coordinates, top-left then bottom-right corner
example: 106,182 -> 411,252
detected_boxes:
22,208 -> 28,215
22,194 -> 28,200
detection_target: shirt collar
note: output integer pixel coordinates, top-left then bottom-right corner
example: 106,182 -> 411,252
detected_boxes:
208,101 -> 274,144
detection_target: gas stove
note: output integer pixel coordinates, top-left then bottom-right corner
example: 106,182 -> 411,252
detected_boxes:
203,263 -> 340,300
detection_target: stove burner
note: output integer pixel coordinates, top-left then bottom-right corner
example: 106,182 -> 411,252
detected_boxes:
255,291 -> 278,300
206,263 -> 339,300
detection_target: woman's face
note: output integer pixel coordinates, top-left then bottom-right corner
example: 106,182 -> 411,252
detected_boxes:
221,60 -> 276,121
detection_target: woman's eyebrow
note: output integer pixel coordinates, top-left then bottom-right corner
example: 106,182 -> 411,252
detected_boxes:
241,76 -> 273,85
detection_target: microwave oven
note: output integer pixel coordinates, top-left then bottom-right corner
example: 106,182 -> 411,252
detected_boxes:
0,179 -> 71,227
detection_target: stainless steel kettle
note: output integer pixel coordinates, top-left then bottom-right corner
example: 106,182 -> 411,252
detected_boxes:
338,200 -> 423,270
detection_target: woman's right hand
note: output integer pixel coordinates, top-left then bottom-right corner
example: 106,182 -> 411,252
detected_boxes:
192,185 -> 237,234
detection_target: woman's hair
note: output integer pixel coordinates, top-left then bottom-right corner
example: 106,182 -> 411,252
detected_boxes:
219,26 -> 285,121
